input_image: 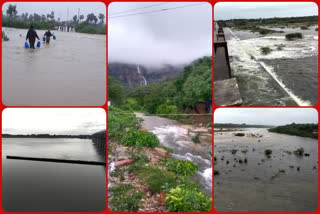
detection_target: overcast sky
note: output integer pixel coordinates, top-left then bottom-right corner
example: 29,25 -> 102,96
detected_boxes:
2,2 -> 106,22
214,2 -> 318,20
108,2 -> 212,67
2,108 -> 106,135
214,108 -> 318,126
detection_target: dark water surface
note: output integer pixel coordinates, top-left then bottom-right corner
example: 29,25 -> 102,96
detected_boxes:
214,128 -> 318,212
2,138 -> 106,212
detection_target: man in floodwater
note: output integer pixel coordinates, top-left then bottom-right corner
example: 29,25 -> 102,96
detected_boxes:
43,29 -> 54,44
26,25 -> 40,49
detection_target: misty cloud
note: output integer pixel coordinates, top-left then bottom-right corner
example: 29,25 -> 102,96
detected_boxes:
214,108 -> 318,126
214,2 -> 318,20
108,2 -> 212,67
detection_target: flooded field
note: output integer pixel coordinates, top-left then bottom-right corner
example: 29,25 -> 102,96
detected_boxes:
2,138 -> 106,211
224,26 -> 318,106
2,27 -> 106,106
214,128 -> 318,212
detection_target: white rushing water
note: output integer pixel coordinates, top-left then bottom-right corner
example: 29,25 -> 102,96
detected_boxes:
226,27 -> 317,106
137,65 -> 147,86
152,125 -> 212,193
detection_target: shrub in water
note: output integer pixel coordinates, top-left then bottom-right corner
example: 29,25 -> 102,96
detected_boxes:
235,133 -> 245,136
260,47 -> 273,55
165,185 -> 212,212
192,133 -> 201,143
122,129 -> 159,148
265,149 -> 272,158
294,147 -> 304,156
285,33 -> 302,40
164,158 -> 198,176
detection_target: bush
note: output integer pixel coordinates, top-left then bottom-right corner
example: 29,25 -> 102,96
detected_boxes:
294,147 -> 304,156
265,149 -> 272,157
300,26 -> 309,30
285,33 -> 303,40
156,103 -> 180,120
2,31 -> 9,41
127,149 -> 149,173
165,185 -> 212,212
137,167 -> 178,193
75,22 -> 106,35
164,158 -> 198,176
108,106 -> 139,139
192,133 -> 201,143
235,133 -> 245,136
122,130 -> 159,147
261,47 -> 273,55
109,184 -> 144,212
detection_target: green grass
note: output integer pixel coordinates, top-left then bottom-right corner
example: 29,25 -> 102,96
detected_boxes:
109,184 -> 144,212
121,129 -> 159,148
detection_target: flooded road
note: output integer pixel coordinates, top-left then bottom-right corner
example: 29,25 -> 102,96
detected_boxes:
2,138 -> 106,212
223,26 -> 318,106
2,27 -> 106,106
136,113 -> 212,196
214,128 -> 318,212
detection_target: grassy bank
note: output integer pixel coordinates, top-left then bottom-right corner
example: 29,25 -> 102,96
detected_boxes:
268,123 -> 318,139
2,18 -> 57,30
108,106 -> 212,212
75,22 -> 105,35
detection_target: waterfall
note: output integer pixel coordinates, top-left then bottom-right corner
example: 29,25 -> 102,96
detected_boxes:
137,65 -> 147,86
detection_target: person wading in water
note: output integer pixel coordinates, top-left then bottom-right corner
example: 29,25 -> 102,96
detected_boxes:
26,25 -> 40,49
44,29 -> 54,44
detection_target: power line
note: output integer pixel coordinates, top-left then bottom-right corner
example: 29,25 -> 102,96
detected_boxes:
109,2 -> 168,16
108,3 -> 207,19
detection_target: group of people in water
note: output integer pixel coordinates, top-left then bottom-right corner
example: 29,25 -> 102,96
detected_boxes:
26,25 -> 54,49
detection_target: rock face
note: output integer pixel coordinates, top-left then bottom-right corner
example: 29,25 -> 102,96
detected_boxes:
108,62 -> 184,88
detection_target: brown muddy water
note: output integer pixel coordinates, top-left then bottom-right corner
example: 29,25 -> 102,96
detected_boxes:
214,128 -> 318,212
2,27 -> 106,106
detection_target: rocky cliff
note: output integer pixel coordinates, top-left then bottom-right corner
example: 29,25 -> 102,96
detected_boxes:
108,63 -> 184,88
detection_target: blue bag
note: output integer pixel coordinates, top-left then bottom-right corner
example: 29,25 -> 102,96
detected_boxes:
37,41 -> 41,48
42,36 -> 45,42
25,41 -> 29,48
53,35 -> 56,40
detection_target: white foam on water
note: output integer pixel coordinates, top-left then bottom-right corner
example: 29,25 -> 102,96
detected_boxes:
259,62 -> 312,106
200,167 -> 212,187
173,153 -> 212,165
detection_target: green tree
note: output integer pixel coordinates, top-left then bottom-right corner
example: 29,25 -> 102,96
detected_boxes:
98,13 -> 105,24
108,76 -> 124,106
6,4 -> 17,18
79,14 -> 84,22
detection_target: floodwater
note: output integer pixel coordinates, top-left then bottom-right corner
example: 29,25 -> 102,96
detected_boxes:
214,128 -> 318,212
136,113 -> 212,196
2,138 -> 106,212
223,26 -> 318,106
2,27 -> 106,106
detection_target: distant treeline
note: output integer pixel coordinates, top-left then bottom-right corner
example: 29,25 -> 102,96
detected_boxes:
214,123 -> 274,128
268,123 -> 318,139
220,15 -> 318,28
2,4 -> 105,35
2,134 -> 91,139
